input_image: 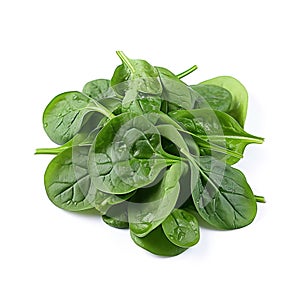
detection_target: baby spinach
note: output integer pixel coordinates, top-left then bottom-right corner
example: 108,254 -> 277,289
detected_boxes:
43,140 -> 133,214
36,51 -> 264,257
88,113 -> 180,194
169,109 -> 264,164
102,202 -> 129,229
162,209 -> 200,248
191,84 -> 232,112
83,79 -> 115,100
128,163 -> 183,237
156,67 -> 193,111
131,225 -> 187,256
44,146 -> 92,211
111,51 -> 162,97
43,91 -> 114,145
199,76 -> 248,127
190,156 -> 257,229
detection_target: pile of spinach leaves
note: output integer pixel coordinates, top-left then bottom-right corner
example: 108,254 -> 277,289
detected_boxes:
36,51 -> 264,256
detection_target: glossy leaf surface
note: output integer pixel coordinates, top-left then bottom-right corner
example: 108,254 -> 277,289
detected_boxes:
88,113 -> 176,194
130,225 -> 187,257
170,109 -> 263,164
128,163 -> 182,237
191,156 -> 257,229
162,209 -> 200,248
200,76 -> 248,127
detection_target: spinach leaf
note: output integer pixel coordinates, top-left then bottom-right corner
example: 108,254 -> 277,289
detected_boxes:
155,123 -> 198,209
199,76 -> 248,127
130,225 -> 187,257
111,51 -> 162,96
162,208 -> 200,248
134,95 -> 162,113
179,198 -> 203,224
86,183 -> 133,215
43,91 -> 114,145
191,84 -> 232,112
44,147 -> 92,211
88,113 -> 179,194
82,79 -> 123,114
128,163 -> 183,237
169,109 -> 263,165
37,51 -> 264,256
156,66 -> 193,111
83,79 -> 116,100
44,145 -> 132,213
190,156 -> 257,229
102,202 -> 129,229
36,113 -> 105,155
122,95 -> 162,115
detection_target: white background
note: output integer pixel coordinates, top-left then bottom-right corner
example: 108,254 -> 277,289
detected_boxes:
1,0 -> 299,299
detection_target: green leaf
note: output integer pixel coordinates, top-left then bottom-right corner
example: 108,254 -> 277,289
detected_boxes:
156,67 -> 193,111
86,183 -> 133,215
199,76 -> 248,127
83,79 -> 116,100
169,109 -> 264,165
191,156 -> 257,229
130,225 -> 187,257
88,113 -> 177,194
82,79 -> 122,114
191,84 -> 232,112
44,147 -> 92,211
43,91 -> 114,145
36,114 -> 104,155
162,208 -> 200,248
128,163 -> 183,237
44,146 -> 131,213
111,51 -> 162,96
102,202 -> 129,229
132,95 -> 162,113
122,94 -> 162,115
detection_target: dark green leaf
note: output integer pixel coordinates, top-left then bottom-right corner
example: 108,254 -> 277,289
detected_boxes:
130,225 -> 187,257
191,156 -> 257,229
191,84 -> 232,112
88,113 -> 177,194
102,202 -> 129,229
43,91 -> 114,145
199,76 -> 248,127
162,208 -> 200,248
86,183 -> 132,214
156,67 -> 193,110
36,114 -> 105,155
111,51 -> 162,96
128,163 -> 183,237
169,109 -> 264,165
133,95 -> 162,113
44,147 -> 92,211
44,146 -> 131,213
83,79 -> 116,100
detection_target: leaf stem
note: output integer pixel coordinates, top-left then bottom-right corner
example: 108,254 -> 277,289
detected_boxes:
177,65 -> 198,79
180,148 -> 220,192
255,195 -> 266,203
89,98 -> 115,119
116,51 -> 135,74
155,113 -> 242,159
179,130 -> 243,159
35,146 -> 68,155
208,135 -> 264,144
